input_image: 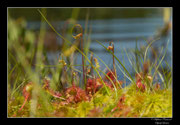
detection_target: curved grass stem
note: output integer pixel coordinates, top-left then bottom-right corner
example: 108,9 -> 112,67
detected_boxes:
38,9 -> 110,95
96,40 -> 135,84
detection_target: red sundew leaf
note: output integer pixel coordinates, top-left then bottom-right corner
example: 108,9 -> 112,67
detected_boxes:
50,90 -> 63,98
135,73 -> 147,92
22,82 -> 33,100
43,79 -> 50,90
18,93 -> 29,113
135,72 -> 143,82
104,71 -> 124,89
136,72 -> 153,83
106,71 -> 116,81
65,85 -> 89,103
54,91 -> 62,97
136,81 -> 142,88
66,95 -> 75,103
59,101 -> 69,106
65,86 -> 77,96
12,82 -> 33,116
46,89 -> 65,100
43,78 -> 65,100
104,82 -> 113,89
117,94 -> 126,109
86,78 -> 94,94
136,81 -> 146,92
87,78 -> 93,86
111,94 -> 126,113
86,78 -> 103,95
111,107 -> 117,113
75,87 -> 89,102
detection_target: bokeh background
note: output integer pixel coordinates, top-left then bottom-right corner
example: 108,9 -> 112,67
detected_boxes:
8,8 -> 172,86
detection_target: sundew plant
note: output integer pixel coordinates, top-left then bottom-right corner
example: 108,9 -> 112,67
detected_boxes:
8,8 -> 172,118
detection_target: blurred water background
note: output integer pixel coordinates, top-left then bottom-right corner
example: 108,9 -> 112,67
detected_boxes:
8,8 -> 172,86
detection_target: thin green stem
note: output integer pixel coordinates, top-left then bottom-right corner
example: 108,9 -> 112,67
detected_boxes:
38,10 -> 110,94
96,40 -> 135,84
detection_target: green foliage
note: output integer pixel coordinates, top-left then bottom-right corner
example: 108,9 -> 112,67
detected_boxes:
75,101 -> 94,117
8,9 -> 172,118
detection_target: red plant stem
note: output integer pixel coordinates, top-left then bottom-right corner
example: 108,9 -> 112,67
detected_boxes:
109,42 -> 117,85
62,55 -> 68,89
86,53 -> 94,94
112,42 -> 117,79
81,34 -> 86,86
90,53 -> 95,94
72,71 -> 75,86
93,76 -> 96,94
18,94 -> 29,113
90,52 -> 94,76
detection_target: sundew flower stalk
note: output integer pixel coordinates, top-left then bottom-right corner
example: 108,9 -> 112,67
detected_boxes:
72,24 -> 86,87
58,54 -> 68,89
86,52 -> 95,94
107,41 -> 118,87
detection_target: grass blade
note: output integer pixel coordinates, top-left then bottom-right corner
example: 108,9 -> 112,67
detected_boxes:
96,40 -> 135,84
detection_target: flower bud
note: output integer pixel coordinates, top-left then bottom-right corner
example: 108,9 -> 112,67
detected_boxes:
107,46 -> 113,50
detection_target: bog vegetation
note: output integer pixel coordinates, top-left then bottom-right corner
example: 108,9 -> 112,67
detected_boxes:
8,9 -> 172,117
